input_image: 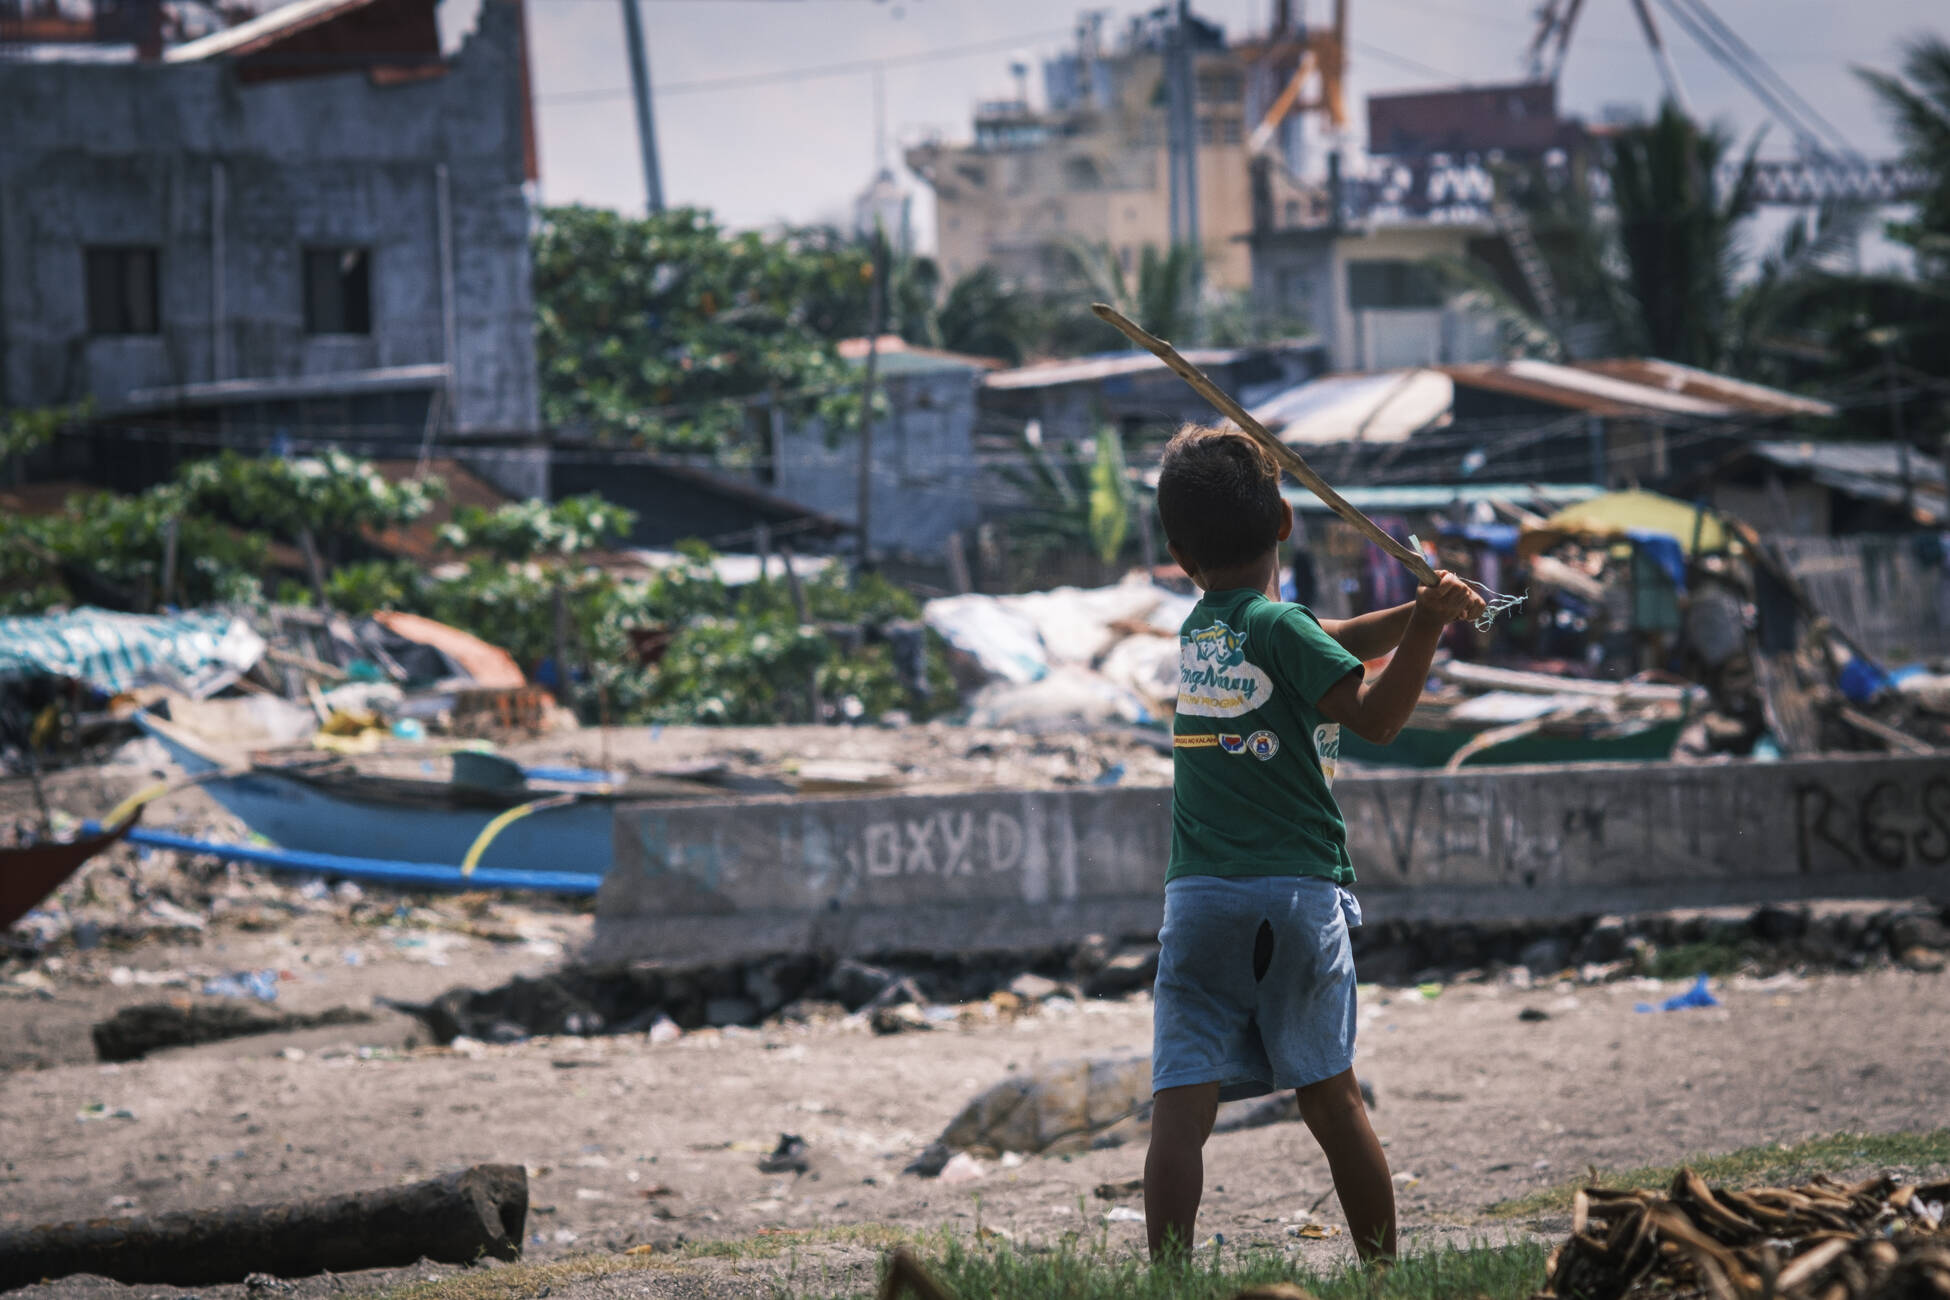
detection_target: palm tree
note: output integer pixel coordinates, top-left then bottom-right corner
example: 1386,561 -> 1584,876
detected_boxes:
1858,34 -> 1950,274
936,266 -> 1040,365
1062,239 -> 1202,346
1607,103 -> 1761,368
1731,36 -> 1950,427
1445,102 -> 1767,371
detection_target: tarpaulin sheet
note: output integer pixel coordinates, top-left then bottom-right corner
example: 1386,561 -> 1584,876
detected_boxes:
0,608 -> 265,698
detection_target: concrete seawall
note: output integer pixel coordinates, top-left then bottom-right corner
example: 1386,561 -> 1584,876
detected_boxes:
591,754 -> 1950,964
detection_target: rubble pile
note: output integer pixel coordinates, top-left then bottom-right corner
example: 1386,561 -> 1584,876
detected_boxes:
385,946 -> 1160,1045
371,898 -> 1950,1045
1349,899 -> 1950,985
1538,1170 -> 1950,1300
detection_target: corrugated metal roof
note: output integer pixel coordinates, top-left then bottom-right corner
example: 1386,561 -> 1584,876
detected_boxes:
1576,359 -> 1836,418
1282,482 -> 1601,514
837,335 -> 1002,375
1751,440 -> 1947,488
1440,358 -> 1736,417
1248,369 -> 1454,446
1137,470 -> 1599,515
119,363 -> 448,411
1749,440 -> 1948,522
165,0 -> 381,61
983,346 -> 1264,391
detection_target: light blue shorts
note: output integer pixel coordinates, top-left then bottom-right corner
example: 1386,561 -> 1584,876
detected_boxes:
1151,874 -> 1363,1101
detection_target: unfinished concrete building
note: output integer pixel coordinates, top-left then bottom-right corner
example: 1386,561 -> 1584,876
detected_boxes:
0,0 -> 540,451
906,9 -> 1313,294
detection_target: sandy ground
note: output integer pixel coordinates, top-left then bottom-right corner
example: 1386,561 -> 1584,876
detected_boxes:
4,907 -> 1947,1298
4,739 -> 1949,1298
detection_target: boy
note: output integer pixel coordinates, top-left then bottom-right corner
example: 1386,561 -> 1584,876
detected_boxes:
1144,424 -> 1485,1263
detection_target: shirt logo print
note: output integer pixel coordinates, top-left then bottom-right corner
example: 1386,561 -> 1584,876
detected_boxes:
1177,620 -> 1273,718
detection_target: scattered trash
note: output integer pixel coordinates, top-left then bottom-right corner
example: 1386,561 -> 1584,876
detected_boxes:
756,1134 -> 809,1175
648,1015 -> 682,1045
202,970 -> 280,1003
1094,1178 -> 1144,1200
1103,1206 -> 1145,1223
76,1102 -> 137,1123
1286,1222 -> 1342,1239
1636,973 -> 1721,1013
938,1153 -> 987,1185
1519,1007 -> 1551,1022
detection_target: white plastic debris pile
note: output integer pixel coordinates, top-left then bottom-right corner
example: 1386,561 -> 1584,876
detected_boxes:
924,577 -> 1193,729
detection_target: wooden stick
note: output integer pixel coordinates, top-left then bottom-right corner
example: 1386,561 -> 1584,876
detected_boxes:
1090,303 -> 1439,586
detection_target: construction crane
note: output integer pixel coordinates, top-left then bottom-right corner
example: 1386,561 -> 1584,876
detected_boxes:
1241,0 -> 1349,157
1524,0 -> 1858,161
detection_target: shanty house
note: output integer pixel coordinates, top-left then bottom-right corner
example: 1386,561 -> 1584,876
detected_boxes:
1247,356 -> 1837,488
0,0 -> 540,483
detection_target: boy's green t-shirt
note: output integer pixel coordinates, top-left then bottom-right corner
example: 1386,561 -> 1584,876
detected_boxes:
1168,588 -> 1364,884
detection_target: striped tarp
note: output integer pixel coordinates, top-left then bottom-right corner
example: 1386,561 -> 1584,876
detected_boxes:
0,608 -> 266,698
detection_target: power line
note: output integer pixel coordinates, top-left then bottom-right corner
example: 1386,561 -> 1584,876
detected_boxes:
1350,39 -> 1469,86
1651,0 -> 1857,160
537,26 -> 1068,105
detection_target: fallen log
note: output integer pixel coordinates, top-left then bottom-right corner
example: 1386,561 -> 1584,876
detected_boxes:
0,1163 -> 526,1289
92,1001 -> 375,1062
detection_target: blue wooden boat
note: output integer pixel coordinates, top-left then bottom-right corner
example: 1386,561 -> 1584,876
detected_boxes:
132,710 -> 680,877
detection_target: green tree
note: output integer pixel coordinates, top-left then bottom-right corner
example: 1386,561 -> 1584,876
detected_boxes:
1087,429 -> 1132,565
0,488 -> 268,614
1607,103 -> 1760,368
178,450 -> 439,552
532,206 -> 868,451
936,265 -> 1040,365
1061,239 -> 1201,347
438,495 -> 637,562
1859,34 -> 1950,275
1448,103 -> 1764,370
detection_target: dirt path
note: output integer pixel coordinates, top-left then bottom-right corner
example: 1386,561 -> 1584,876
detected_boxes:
4,940 -> 1946,1296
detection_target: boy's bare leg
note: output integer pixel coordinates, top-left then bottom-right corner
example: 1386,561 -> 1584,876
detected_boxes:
1143,1082 -> 1220,1262
1295,1068 -> 1396,1261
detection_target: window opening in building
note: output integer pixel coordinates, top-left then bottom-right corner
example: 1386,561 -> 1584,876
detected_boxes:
85,247 -> 161,336
1346,260 -> 1445,310
304,247 -> 373,335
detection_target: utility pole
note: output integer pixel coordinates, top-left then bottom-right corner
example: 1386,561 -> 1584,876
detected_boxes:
1884,348 -> 1914,520
619,0 -> 664,213
1164,1 -> 1200,255
1162,0 -> 1203,316
855,229 -> 887,572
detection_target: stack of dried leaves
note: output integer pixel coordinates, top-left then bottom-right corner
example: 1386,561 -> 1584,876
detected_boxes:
1537,1169 -> 1950,1300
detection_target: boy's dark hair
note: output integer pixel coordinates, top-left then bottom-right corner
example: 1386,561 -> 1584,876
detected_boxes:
1155,423 -> 1285,572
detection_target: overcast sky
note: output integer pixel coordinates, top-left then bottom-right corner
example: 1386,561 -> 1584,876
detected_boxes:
515,0 -> 1939,244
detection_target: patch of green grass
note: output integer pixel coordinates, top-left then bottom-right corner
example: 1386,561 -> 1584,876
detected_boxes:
788,1237 -> 1549,1300
375,1254 -> 657,1300
677,1222 -> 907,1262
374,1226 -> 908,1300
1487,1129 -> 1950,1219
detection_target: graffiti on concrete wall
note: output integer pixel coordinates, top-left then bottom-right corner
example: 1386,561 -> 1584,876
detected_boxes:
1350,764 -> 1950,885
1793,775 -> 1950,872
843,801 -> 1086,903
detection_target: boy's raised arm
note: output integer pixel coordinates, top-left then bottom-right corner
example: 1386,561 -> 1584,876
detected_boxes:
1317,604 -> 1416,662
1315,573 -> 1484,745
